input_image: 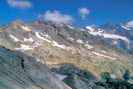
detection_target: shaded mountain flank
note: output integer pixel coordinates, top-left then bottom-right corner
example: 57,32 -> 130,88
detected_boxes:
0,46 -> 71,89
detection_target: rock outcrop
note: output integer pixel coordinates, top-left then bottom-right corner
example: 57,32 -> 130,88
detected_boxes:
0,46 -> 71,89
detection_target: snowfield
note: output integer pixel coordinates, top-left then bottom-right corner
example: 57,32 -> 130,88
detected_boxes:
52,41 -> 66,49
92,51 -> 117,60
86,26 -> 130,43
15,44 -> 33,51
24,37 -> 34,42
35,32 -> 52,43
76,39 -> 84,44
67,25 -> 74,29
121,25 -> 131,30
21,26 -> 31,31
9,34 -> 20,42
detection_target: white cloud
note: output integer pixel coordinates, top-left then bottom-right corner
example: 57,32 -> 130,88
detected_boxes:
39,10 -> 73,24
78,8 -> 90,20
126,21 -> 133,28
7,0 -> 32,8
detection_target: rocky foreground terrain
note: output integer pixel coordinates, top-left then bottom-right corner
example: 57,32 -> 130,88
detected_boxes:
0,20 -> 133,89
0,46 -> 71,89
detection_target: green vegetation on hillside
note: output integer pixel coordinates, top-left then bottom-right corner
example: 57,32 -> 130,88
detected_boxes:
95,72 -> 133,89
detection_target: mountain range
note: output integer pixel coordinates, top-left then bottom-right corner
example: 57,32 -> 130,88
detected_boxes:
0,20 -> 133,89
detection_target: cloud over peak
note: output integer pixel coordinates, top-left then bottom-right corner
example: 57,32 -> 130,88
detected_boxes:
78,8 -> 90,20
39,10 -> 73,24
7,0 -> 32,8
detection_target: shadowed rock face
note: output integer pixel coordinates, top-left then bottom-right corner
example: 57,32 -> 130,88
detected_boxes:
51,64 -> 97,89
0,46 -> 71,89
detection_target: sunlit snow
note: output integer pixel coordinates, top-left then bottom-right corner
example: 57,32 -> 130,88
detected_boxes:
52,41 -> 66,49
21,26 -> 31,31
15,44 -> 33,51
9,34 -> 20,42
86,26 -> 130,43
24,37 -> 34,42
35,32 -> 51,43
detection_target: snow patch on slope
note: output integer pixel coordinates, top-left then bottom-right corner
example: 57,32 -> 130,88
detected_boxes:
24,37 -> 34,42
86,26 -> 95,32
15,42 -> 41,51
86,26 -> 130,43
103,34 -> 129,43
67,25 -> 74,29
76,39 -> 84,44
92,51 -> 117,60
52,41 -> 66,49
35,32 -> 51,43
9,34 -> 20,42
40,32 -> 50,38
121,25 -> 131,30
15,44 -> 33,51
21,26 -> 31,31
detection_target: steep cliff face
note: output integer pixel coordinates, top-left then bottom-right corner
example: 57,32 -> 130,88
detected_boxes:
0,46 -> 71,89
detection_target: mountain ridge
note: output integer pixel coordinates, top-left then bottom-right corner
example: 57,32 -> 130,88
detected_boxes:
0,20 -> 133,89
0,20 -> 132,76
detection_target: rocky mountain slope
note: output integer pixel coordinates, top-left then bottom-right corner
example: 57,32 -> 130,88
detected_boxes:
87,23 -> 133,54
0,46 -> 71,89
0,20 -> 133,89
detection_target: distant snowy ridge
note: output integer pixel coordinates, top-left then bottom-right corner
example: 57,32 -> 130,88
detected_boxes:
86,26 -> 130,44
121,25 -> 131,30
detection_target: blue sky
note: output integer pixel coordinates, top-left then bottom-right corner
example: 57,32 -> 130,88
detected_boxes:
0,0 -> 133,26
